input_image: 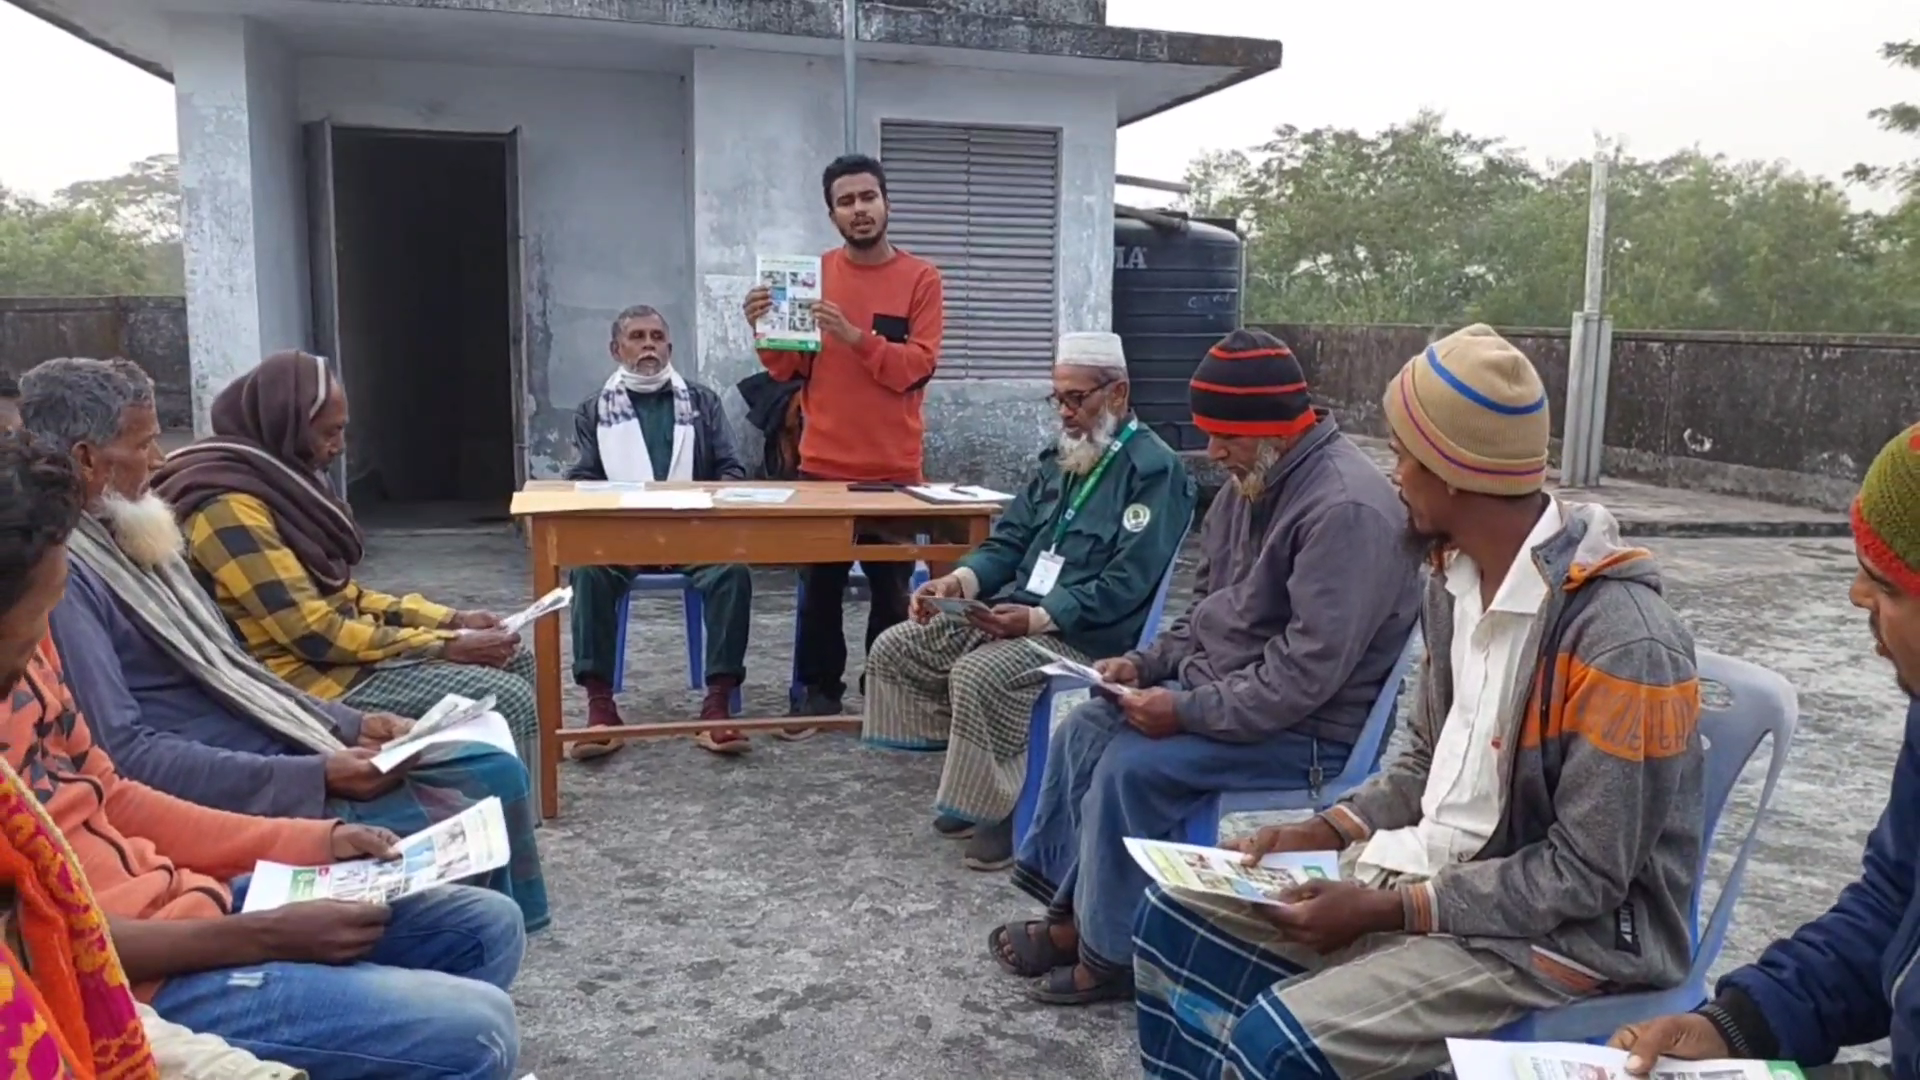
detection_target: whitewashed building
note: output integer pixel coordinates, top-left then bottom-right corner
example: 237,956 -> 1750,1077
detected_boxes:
12,0 -> 1280,503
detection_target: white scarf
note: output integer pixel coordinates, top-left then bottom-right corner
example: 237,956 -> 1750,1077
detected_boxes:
596,365 -> 695,483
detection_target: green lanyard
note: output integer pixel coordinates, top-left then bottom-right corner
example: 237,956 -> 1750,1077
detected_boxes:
1051,418 -> 1139,548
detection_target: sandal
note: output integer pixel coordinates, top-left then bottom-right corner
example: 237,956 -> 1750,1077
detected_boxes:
775,727 -> 821,742
988,920 -> 1075,977
1024,963 -> 1133,1006
694,730 -> 752,756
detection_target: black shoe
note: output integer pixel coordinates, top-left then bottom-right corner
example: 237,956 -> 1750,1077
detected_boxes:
933,814 -> 975,840
963,817 -> 1015,872
787,689 -> 845,718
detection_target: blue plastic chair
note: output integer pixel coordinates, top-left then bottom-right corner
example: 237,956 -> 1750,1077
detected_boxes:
1178,629 -> 1422,846
610,573 -> 744,715
1010,543 -> 1188,846
787,560 -> 932,707
1495,649 -> 1799,1041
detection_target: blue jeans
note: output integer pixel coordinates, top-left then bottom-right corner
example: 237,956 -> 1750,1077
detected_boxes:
1010,687 -> 1349,971
151,882 -> 526,1079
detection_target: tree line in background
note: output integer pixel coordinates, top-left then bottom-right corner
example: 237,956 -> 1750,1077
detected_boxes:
0,154 -> 182,297
1184,36 -> 1920,335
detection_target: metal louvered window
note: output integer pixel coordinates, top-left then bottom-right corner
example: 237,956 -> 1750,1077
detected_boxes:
879,121 -> 1062,379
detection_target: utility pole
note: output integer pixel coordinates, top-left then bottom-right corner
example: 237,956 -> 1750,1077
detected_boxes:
842,0 -> 859,153
1562,141 -> 1614,488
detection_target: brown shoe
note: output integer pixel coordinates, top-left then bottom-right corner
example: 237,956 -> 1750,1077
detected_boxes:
569,682 -> 624,761
694,679 -> 750,756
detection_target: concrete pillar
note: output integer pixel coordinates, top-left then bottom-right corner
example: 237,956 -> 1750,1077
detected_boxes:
171,15 -> 307,434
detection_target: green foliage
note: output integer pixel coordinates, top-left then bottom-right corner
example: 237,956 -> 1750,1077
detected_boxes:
1188,114 -> 1920,333
0,155 -> 182,297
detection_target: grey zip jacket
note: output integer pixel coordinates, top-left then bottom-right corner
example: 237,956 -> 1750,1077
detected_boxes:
1322,500 -> 1705,991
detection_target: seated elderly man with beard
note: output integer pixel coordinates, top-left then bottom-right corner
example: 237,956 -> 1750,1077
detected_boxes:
987,328 -> 1424,1006
22,357 -> 550,933
148,351 -> 543,789
861,332 -> 1195,871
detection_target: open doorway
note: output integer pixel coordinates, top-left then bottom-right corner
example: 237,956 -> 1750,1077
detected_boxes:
311,126 -> 518,526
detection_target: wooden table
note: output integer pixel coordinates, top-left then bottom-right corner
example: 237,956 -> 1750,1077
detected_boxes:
511,481 -> 1001,818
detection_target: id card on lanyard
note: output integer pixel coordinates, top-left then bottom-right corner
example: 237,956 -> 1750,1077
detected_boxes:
1026,418 -> 1139,597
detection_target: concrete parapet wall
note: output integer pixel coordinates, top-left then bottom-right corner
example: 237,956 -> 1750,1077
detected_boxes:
0,296 -> 193,429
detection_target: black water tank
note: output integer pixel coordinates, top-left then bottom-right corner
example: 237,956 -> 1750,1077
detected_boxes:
1113,212 -> 1243,452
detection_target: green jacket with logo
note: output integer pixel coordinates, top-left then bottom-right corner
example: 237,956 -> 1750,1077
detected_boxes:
957,420 -> 1195,660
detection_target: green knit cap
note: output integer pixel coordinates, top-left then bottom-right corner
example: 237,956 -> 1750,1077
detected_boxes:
1854,424 -> 1920,594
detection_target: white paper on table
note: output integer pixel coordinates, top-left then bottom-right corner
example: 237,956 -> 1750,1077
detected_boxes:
713,487 -> 798,505
1123,838 -> 1340,907
499,586 -> 572,635
905,483 -> 1014,504
1446,1039 -> 1807,1080
573,481 -> 649,493
616,490 -> 714,510
242,798 -> 511,913
370,708 -> 518,773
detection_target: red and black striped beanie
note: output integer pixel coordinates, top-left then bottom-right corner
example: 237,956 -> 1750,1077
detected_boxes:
1188,329 -> 1315,438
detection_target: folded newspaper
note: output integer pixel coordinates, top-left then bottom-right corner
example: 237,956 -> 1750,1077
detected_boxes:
499,586 -> 573,634
1024,640 -> 1131,695
241,797 -> 510,912
370,693 -> 518,773
1447,1040 -> 1806,1080
1124,838 -> 1339,907
924,596 -> 989,617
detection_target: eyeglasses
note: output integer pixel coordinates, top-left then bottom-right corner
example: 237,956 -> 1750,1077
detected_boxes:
1047,381 -> 1115,411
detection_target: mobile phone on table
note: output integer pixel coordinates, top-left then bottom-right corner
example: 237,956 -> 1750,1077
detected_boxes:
847,482 -> 898,492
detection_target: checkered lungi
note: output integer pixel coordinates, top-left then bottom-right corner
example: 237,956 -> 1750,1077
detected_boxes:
341,647 -> 541,809
861,615 -> 1090,824
1134,869 -> 1581,1080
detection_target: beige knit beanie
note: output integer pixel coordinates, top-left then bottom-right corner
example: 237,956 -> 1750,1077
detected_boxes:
1381,324 -> 1550,496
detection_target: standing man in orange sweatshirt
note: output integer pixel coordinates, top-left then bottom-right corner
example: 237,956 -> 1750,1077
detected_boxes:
744,153 -> 946,724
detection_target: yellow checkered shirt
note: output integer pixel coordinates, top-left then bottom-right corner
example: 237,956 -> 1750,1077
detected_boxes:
182,493 -> 459,699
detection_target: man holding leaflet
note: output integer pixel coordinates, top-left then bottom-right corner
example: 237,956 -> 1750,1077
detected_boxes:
744,153 -> 946,726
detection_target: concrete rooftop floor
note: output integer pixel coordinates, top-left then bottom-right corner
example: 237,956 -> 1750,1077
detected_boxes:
352,500 -> 1898,1078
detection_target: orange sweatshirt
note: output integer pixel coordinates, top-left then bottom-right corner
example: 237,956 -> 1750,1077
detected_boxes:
6,637 -> 339,998
758,246 -> 944,483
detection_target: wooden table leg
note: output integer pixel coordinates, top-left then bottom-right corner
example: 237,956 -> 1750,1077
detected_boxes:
531,520 -> 563,819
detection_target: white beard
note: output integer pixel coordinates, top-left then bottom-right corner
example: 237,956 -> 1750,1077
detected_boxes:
1056,410 -> 1120,475
97,491 -> 186,571
1230,441 -> 1284,501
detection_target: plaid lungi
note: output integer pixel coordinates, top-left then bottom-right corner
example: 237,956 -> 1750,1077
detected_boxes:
861,616 -> 1089,824
340,647 -> 541,811
1133,878 -> 1578,1080
329,741 -> 550,933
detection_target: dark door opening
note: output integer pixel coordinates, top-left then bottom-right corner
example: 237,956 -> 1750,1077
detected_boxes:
316,127 -> 517,524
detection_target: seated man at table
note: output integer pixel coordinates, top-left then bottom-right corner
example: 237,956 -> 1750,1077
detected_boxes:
0,432 -> 525,1078
22,356 -> 548,930
149,350 -> 540,756
863,331 -> 1193,871
989,328 -> 1423,1005
1132,326 -> 1705,1080
563,303 -> 756,757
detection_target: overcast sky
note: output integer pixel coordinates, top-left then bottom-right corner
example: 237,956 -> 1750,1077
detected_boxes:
0,0 -> 1914,206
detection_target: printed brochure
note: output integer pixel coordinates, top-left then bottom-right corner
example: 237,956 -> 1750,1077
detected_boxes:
1446,1040 -> 1806,1080
1024,640 -> 1132,695
755,254 -> 823,351
1122,838 -> 1339,907
499,587 -> 572,635
241,797 -> 511,912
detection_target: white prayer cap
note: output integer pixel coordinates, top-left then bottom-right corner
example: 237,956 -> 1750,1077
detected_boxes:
1054,331 -> 1128,373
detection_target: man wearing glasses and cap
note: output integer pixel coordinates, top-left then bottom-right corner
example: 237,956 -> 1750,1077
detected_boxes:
861,331 -> 1195,872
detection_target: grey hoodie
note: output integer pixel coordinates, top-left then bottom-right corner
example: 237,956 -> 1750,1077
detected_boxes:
1323,501 -> 1706,992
